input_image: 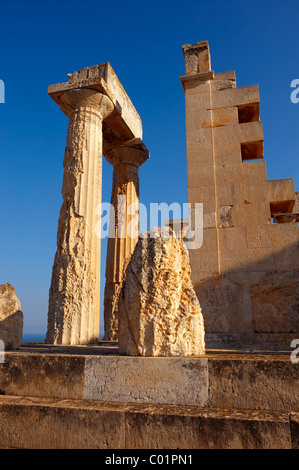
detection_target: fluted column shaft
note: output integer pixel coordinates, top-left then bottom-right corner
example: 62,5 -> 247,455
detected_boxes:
103,139 -> 149,340
46,89 -> 114,345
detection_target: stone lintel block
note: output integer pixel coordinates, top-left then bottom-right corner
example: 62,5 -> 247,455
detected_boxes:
210,78 -> 237,93
213,121 -> 263,147
182,71 -> 236,96
212,84 -> 260,110
215,161 -> 268,188
267,179 -> 296,212
214,71 -> 236,81
183,81 -> 211,96
180,72 -> 214,93
48,62 -> 143,153
232,201 -> 271,228
202,107 -> 239,129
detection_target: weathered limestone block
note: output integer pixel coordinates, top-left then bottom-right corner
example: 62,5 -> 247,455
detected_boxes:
118,227 -> 205,356
181,40 -> 299,350
0,283 -> 23,350
182,41 -> 211,75
251,270 -> 299,333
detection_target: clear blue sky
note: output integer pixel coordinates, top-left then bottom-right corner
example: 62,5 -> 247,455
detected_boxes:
0,0 -> 298,338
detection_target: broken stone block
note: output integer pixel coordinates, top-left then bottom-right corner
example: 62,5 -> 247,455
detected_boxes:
182,41 -> 211,75
0,283 -> 23,350
118,227 -> 205,356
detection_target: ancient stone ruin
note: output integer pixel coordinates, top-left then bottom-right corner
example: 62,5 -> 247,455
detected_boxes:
181,41 -> 299,350
46,64 -> 149,345
44,41 -> 299,353
118,227 -> 205,356
0,283 -> 23,350
0,40 -> 298,450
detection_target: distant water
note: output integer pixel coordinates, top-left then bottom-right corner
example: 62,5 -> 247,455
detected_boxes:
22,333 -> 105,343
22,334 -> 46,343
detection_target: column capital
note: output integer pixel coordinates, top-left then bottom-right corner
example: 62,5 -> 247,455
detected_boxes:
58,88 -> 114,120
105,138 -> 149,168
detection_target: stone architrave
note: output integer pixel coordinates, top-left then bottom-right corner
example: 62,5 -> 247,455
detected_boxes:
118,227 -> 205,356
103,138 -> 149,341
0,283 -> 23,350
46,89 -> 114,345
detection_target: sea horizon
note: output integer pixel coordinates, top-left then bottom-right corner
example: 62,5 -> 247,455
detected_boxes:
21,333 -> 106,343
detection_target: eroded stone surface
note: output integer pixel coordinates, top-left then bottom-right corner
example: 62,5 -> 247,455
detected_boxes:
0,283 -> 23,350
46,89 -> 114,345
103,138 -> 149,341
118,227 -> 205,356
251,270 -> 299,333
181,40 -> 299,349
0,395 -> 293,449
84,356 -> 208,405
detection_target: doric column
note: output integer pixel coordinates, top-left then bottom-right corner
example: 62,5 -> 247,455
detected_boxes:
46,88 -> 114,345
103,138 -> 149,340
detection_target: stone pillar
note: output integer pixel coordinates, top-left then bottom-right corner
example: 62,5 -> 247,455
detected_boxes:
46,88 -> 114,345
103,138 -> 149,341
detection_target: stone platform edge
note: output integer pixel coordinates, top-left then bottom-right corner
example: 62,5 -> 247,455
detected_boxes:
0,395 -> 298,449
0,344 -> 298,412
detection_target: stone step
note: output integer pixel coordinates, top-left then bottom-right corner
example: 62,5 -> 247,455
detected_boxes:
0,395 -> 298,449
0,343 -> 298,412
